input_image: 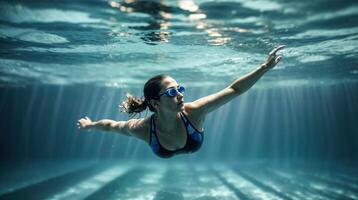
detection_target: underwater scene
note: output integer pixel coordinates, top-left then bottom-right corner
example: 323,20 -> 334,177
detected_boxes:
0,0 -> 357,199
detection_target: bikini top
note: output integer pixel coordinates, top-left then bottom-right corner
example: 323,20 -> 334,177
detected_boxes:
149,112 -> 204,158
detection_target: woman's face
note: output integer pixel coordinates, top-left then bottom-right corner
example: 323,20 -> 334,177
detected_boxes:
157,77 -> 185,112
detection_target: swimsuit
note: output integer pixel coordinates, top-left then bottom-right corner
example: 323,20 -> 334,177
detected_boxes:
149,112 -> 204,158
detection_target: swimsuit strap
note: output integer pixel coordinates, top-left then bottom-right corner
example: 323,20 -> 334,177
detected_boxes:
179,112 -> 190,127
179,112 -> 203,134
149,115 -> 160,152
150,114 -> 156,132
149,115 -> 153,145
179,112 -> 204,145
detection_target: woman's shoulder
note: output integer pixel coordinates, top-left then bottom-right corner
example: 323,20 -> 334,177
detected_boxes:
126,116 -> 151,143
183,102 -> 203,118
183,103 -> 205,132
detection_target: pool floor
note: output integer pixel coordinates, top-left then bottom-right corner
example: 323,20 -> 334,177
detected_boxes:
0,161 -> 357,200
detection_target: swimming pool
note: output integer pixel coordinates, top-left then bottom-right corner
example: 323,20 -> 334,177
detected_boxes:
0,0 -> 357,199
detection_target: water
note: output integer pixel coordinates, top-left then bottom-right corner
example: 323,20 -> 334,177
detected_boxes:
0,0 -> 358,199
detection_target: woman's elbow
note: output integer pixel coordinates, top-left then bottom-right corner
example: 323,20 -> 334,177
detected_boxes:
113,121 -> 133,136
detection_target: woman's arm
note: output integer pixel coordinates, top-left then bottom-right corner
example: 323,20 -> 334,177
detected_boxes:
77,117 -> 135,136
188,45 -> 284,116
77,117 -> 149,142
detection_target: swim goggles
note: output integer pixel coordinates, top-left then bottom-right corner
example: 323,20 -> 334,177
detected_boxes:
159,85 -> 185,97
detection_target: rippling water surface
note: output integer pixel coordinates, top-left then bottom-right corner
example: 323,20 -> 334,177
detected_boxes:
0,0 -> 357,87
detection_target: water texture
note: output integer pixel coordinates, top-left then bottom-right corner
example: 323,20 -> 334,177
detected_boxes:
0,0 -> 358,199
0,0 -> 357,87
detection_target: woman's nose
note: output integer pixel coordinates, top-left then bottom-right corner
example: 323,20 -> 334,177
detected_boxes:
177,92 -> 184,100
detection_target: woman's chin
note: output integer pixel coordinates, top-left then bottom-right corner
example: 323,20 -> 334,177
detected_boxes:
177,103 -> 184,111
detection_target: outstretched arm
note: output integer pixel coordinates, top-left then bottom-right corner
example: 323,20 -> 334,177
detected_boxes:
77,116 -> 132,136
229,45 -> 284,94
77,117 -> 148,142
188,45 -> 284,116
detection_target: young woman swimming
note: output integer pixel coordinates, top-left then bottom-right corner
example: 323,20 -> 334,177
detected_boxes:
77,45 -> 285,158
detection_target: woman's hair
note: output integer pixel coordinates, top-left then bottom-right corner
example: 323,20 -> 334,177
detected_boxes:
120,74 -> 169,117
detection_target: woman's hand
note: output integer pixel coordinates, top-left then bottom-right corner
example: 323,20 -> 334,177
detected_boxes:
262,45 -> 285,70
77,116 -> 93,130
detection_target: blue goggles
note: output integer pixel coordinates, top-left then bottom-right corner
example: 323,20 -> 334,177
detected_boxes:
159,85 -> 185,97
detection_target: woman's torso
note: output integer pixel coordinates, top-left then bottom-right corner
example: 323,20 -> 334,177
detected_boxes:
131,104 -> 204,157
149,111 -> 204,158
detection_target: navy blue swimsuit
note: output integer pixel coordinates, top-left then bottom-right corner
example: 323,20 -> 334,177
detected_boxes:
149,112 -> 204,158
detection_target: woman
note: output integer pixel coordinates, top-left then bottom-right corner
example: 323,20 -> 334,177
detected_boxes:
77,45 -> 284,158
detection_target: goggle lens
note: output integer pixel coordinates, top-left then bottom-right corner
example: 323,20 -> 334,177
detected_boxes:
161,85 -> 185,97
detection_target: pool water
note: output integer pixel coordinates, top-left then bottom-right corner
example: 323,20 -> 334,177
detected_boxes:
0,0 -> 357,199
0,0 -> 357,87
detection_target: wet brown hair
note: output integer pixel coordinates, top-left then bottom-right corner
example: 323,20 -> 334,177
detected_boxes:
120,74 -> 170,117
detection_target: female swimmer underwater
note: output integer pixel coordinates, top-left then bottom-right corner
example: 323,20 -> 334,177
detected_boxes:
77,45 -> 285,158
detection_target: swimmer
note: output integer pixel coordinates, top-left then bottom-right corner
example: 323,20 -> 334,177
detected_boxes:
77,45 -> 284,158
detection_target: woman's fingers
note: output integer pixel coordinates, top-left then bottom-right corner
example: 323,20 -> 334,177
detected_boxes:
77,119 -> 85,128
269,45 -> 285,56
275,56 -> 282,63
77,116 -> 91,130
78,117 -> 90,123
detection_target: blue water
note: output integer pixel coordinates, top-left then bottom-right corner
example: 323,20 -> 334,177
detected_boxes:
0,0 -> 358,199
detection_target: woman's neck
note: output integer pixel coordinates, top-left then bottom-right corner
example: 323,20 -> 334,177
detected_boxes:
154,110 -> 180,133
